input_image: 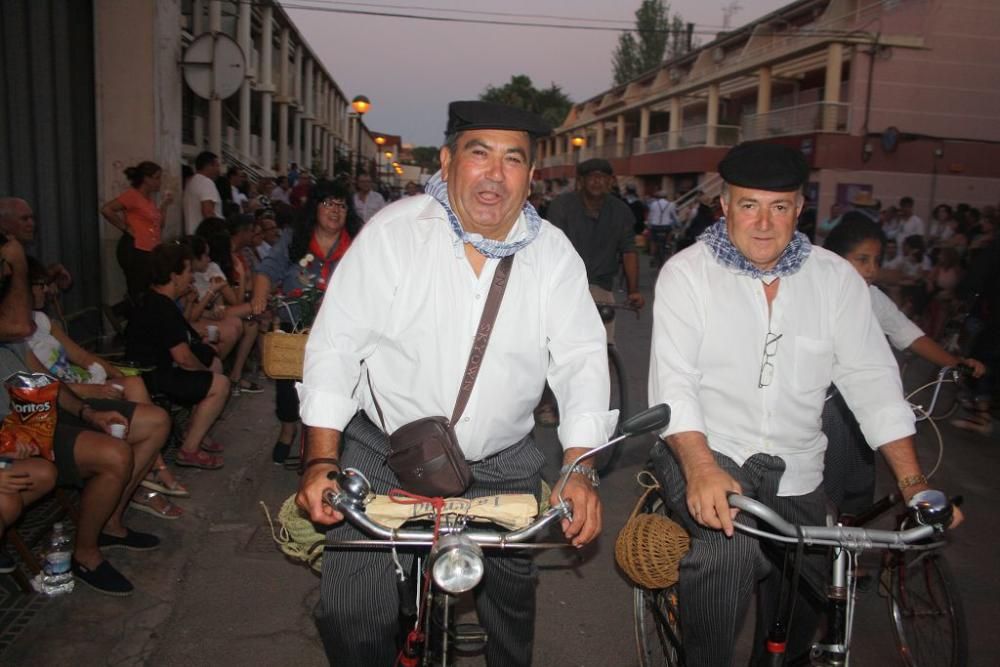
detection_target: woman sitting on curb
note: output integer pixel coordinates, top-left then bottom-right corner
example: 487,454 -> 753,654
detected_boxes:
126,244 -> 230,470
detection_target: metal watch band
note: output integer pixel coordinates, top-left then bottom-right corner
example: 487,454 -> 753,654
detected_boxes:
559,463 -> 599,488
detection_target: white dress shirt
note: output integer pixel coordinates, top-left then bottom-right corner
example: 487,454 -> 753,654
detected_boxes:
649,243 -> 915,496
353,190 -> 387,223
183,173 -> 222,235
870,286 -> 924,350
297,195 -> 616,460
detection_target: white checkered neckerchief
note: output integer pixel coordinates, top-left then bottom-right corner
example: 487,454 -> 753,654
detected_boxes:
698,220 -> 812,280
424,171 -> 540,259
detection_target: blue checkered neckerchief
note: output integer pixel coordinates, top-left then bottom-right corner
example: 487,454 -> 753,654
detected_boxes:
698,220 -> 811,280
424,171 -> 540,259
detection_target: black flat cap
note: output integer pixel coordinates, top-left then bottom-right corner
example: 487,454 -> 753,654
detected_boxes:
577,158 -> 613,176
718,142 -> 809,191
446,101 -> 551,138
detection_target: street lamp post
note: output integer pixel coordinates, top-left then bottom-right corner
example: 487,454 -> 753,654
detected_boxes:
351,95 -> 371,179
374,136 -> 386,186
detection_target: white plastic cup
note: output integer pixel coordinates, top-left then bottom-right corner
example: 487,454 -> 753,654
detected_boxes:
111,383 -> 125,394
206,325 -> 220,343
109,423 -> 127,439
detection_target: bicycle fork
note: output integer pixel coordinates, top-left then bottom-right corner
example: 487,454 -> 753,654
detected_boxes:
810,546 -> 851,666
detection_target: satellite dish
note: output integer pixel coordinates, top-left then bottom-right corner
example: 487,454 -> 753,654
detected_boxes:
182,32 -> 246,100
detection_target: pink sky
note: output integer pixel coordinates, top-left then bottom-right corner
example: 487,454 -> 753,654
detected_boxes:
286,0 -> 790,146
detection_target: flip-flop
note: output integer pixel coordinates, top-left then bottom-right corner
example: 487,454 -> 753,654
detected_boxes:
141,466 -> 190,497
175,449 -> 224,469
129,489 -> 183,520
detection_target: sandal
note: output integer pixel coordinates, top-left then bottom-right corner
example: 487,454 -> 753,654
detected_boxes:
175,448 -> 224,470
129,489 -> 183,520
237,379 -> 264,394
141,465 -> 190,497
200,436 -> 225,453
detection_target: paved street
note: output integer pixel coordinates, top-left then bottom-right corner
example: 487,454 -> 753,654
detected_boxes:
1,258 -> 997,666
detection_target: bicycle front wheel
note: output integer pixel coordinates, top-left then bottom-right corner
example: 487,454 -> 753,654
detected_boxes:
632,495 -> 684,667
594,345 -> 628,473
887,550 -> 968,667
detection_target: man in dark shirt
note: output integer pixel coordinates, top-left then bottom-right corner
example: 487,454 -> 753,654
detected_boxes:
546,158 -> 644,342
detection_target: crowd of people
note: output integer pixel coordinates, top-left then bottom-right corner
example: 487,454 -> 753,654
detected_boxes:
0,97 -> 995,667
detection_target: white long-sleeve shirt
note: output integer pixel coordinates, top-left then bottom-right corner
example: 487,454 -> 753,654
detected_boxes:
870,285 -> 924,351
649,242 -> 915,496
297,195 -> 616,460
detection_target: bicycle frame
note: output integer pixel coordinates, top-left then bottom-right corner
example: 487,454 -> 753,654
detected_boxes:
727,491 -> 952,667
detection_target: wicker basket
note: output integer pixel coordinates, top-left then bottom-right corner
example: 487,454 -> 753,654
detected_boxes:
615,485 -> 690,590
261,330 -> 309,380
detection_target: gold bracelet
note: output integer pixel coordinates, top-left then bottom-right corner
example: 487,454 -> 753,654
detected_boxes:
897,473 -> 927,491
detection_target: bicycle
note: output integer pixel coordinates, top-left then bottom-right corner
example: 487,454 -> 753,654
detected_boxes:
631,373 -> 967,666
593,302 -> 641,473
324,404 -> 671,667
631,484 -> 960,667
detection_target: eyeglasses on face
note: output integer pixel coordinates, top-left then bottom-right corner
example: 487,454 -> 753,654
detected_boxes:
758,331 -> 783,388
319,198 -> 347,210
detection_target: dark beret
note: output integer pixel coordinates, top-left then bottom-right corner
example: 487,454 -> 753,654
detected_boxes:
718,142 -> 809,191
577,158 -> 613,177
446,101 -> 551,138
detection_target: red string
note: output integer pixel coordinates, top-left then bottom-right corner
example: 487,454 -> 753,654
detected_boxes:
390,488 -> 446,666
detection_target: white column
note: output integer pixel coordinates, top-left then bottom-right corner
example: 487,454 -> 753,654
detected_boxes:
293,110 -> 302,167
237,0 -> 251,158
639,107 -> 650,154
207,0 -> 222,157
277,27 -> 290,172
303,58 -> 313,170
756,66 -> 772,140
191,0 -> 204,35
706,83 -> 719,147
259,5 -> 274,172
293,45 -> 303,166
823,42 -> 844,132
668,98 -> 681,150
616,114 -> 625,158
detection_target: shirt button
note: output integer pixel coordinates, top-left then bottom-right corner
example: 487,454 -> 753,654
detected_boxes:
475,294 -> 481,300
463,417 -> 470,422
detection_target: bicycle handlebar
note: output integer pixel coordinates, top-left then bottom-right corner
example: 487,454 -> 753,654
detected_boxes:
726,490 -> 951,550
322,404 -> 671,550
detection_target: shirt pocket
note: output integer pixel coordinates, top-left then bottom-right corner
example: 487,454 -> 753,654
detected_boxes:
793,336 -> 834,392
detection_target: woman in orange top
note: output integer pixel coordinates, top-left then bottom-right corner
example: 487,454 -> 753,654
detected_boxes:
101,161 -> 174,299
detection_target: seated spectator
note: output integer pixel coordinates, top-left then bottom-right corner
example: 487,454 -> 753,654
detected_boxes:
178,234 -> 260,395
126,244 -> 230,469
254,209 -> 281,260
0,437 -> 58,574
99,161 -> 173,300
24,258 -> 185,518
1,236 -> 169,595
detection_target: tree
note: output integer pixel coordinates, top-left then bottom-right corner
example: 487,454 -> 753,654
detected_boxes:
407,146 -> 441,172
613,0 -> 689,86
479,75 -> 574,131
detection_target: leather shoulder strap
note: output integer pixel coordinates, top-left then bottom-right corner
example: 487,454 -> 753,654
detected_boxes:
451,254 -> 514,424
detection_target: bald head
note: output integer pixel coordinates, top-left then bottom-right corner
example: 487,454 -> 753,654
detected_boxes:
0,198 -> 34,242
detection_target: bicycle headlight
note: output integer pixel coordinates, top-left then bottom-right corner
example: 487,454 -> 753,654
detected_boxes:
430,534 -> 484,594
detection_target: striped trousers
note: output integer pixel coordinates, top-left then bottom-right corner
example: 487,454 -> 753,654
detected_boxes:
649,441 -> 830,667
314,412 -> 546,667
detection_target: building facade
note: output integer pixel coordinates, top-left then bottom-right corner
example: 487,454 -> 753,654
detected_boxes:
536,0 -> 1000,220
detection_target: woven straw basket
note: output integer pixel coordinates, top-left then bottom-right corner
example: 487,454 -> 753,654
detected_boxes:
615,485 -> 690,590
261,330 -> 309,380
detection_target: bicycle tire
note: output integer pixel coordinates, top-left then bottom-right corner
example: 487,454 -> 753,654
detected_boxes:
632,495 -> 684,667
594,345 -> 628,473
887,550 -> 968,667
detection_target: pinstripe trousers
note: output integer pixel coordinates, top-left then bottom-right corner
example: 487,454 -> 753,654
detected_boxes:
314,412 -> 546,667
650,440 -> 830,667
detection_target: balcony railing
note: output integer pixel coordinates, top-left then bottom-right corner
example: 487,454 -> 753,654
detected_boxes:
633,124 -> 742,154
741,101 -> 849,141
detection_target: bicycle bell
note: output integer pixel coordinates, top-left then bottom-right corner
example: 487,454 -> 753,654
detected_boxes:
906,489 -> 952,529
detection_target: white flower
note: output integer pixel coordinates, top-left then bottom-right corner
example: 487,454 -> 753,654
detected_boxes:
299,253 -> 315,267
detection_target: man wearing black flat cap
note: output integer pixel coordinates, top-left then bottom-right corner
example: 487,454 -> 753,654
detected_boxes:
647,142 -> 961,665
296,100 -> 616,666
547,157 -> 645,343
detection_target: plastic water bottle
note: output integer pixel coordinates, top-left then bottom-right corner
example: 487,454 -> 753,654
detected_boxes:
39,522 -> 74,595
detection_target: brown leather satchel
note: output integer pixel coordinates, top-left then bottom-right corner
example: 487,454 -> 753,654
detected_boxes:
371,254 -> 514,497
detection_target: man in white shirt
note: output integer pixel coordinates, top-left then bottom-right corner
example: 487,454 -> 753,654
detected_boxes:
182,151 -> 222,234
352,172 -> 385,222
269,176 -> 291,205
647,189 -> 678,267
648,142 -> 961,665
295,101 -> 614,666
898,195 -> 926,240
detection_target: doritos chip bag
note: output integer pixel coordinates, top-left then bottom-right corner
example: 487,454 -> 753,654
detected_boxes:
1,372 -> 59,461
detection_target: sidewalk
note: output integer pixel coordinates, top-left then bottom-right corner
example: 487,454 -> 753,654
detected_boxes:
0,389 -> 328,666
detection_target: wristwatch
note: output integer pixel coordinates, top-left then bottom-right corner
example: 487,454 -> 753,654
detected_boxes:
559,463 -> 600,488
